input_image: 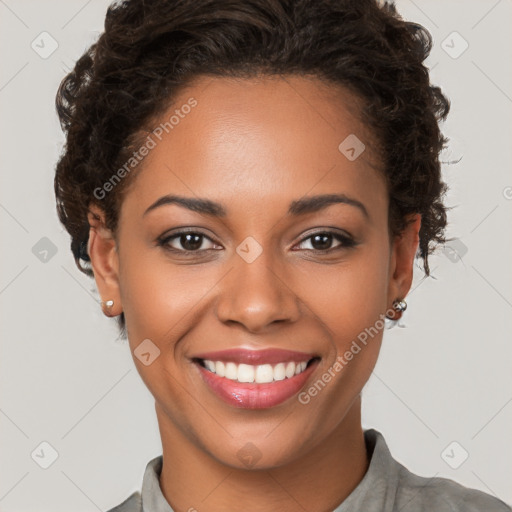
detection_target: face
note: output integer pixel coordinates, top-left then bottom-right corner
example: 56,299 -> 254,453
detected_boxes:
87,74 -> 420,469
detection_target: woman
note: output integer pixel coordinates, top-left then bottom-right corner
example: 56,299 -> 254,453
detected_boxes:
54,0 -> 511,510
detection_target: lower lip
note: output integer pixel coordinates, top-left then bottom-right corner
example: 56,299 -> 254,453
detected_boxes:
194,360 -> 319,409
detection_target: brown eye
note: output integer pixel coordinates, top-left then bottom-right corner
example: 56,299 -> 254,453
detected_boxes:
295,231 -> 356,252
177,233 -> 203,251
310,233 -> 334,250
158,231 -> 219,253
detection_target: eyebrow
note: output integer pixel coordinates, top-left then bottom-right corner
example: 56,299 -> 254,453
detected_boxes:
143,193 -> 369,219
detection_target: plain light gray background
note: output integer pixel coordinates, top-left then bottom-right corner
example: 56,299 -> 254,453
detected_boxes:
1,0 -> 511,510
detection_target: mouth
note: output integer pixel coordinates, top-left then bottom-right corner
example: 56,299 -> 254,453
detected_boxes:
193,357 -> 320,383
190,349 -> 321,409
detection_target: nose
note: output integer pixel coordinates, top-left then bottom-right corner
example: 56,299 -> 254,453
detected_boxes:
215,248 -> 301,333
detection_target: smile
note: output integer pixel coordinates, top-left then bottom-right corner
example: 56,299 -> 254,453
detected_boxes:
200,359 -> 312,383
191,348 -> 321,409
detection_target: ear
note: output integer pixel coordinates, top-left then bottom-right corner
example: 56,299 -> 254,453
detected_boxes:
386,214 -> 421,319
87,204 -> 121,317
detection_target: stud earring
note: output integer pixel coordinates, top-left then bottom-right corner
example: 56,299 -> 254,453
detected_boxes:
385,298 -> 407,321
385,298 -> 408,329
392,298 -> 407,313
100,299 -> 115,316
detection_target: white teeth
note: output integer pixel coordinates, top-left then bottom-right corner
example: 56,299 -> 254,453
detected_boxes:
202,359 -> 312,383
215,361 -> 225,377
225,362 -> 238,380
285,362 -> 296,378
294,361 -> 307,375
237,364 -> 255,383
273,363 -> 286,381
204,360 -> 216,372
255,364 -> 274,383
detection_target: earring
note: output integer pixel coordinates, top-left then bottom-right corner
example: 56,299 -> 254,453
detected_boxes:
100,299 -> 115,315
392,298 -> 407,313
385,298 -> 407,322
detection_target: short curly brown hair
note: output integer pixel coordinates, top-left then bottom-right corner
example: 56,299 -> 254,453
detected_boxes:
54,0 -> 451,336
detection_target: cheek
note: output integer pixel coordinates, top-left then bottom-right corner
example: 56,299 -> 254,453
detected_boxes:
117,236 -> 212,339
303,245 -> 389,342
302,243 -> 389,392
116,249 -> 208,417
294,255 -> 387,424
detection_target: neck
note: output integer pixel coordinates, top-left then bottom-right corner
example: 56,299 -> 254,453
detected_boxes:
155,395 -> 369,512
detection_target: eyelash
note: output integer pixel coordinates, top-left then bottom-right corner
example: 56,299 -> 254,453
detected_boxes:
156,229 -> 357,255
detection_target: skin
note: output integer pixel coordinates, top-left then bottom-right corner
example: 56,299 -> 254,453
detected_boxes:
87,74 -> 420,512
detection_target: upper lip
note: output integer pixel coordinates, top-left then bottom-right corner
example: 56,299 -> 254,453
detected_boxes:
192,348 -> 318,365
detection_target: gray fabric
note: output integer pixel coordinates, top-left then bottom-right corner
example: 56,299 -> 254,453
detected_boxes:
106,429 -> 512,511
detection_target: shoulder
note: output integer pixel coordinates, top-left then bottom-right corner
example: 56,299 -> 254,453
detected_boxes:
394,463 -> 512,512
361,429 -> 511,512
104,491 -> 142,512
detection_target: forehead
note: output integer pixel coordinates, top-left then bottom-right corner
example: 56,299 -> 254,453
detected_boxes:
120,74 -> 387,223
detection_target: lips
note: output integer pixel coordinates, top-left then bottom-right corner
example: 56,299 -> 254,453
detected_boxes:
190,348 -> 321,409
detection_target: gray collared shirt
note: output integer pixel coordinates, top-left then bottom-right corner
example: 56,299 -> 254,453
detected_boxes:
106,429 -> 512,511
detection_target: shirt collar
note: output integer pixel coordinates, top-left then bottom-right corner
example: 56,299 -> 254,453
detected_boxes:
140,428 -> 398,512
